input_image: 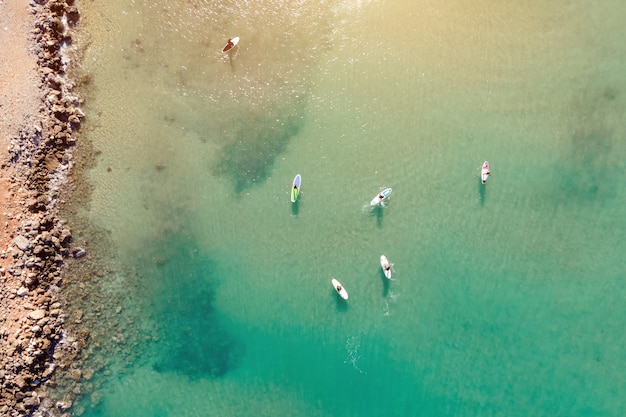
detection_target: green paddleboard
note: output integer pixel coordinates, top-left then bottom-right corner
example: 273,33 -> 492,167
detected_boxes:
291,174 -> 301,203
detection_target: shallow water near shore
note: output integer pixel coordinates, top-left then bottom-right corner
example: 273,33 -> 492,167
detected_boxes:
65,0 -> 626,416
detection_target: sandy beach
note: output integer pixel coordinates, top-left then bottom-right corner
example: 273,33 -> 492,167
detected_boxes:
1,0 -> 82,415
0,1 -> 40,254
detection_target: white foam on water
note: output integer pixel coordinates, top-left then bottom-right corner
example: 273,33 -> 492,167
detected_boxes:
344,334 -> 367,374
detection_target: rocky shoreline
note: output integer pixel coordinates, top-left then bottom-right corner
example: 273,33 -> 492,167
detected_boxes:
0,0 -> 84,415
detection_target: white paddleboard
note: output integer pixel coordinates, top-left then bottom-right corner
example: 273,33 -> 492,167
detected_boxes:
380,255 -> 392,279
370,187 -> 392,206
222,36 -> 240,53
481,161 -> 490,184
331,278 -> 348,300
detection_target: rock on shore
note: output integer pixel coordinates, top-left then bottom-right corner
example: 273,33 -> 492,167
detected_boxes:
0,0 -> 85,415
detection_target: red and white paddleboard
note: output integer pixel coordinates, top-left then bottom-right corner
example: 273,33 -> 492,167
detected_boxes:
222,36 -> 239,53
481,161 -> 491,184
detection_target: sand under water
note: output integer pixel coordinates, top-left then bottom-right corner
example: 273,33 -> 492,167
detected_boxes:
19,0 -> 626,416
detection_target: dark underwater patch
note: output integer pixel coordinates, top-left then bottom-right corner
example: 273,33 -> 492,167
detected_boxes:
215,108 -> 304,193
553,86 -> 623,203
146,233 -> 241,379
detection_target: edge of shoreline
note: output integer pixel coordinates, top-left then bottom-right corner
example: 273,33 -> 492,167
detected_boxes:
1,0 -> 85,415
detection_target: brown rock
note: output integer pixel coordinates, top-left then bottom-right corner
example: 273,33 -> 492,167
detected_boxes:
13,375 -> 27,389
69,368 -> 81,380
40,338 -> 51,350
23,396 -> 39,409
28,309 -> 46,320
82,368 -> 94,380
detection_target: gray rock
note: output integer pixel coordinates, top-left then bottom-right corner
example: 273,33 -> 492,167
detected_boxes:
56,399 -> 72,411
72,247 -> 86,258
12,235 -> 31,251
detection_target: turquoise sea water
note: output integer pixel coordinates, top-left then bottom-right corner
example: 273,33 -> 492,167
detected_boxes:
62,1 -> 626,416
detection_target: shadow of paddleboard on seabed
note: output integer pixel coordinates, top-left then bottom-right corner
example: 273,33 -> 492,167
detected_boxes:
478,175 -> 486,206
